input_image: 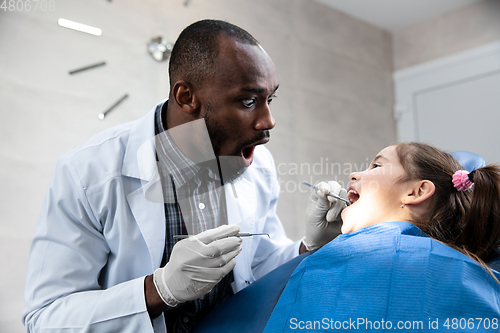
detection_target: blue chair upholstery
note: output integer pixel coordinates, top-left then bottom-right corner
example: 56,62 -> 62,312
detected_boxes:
192,252 -> 313,333
449,151 -> 486,171
490,250 -> 500,271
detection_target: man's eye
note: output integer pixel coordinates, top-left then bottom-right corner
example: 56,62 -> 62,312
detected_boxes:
242,99 -> 256,108
268,94 -> 277,104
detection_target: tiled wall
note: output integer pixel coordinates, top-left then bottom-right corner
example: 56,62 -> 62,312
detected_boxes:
267,0 -> 395,241
0,0 -> 395,331
393,0 -> 500,70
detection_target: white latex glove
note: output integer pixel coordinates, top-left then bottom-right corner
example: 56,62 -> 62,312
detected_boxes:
302,181 -> 348,251
153,224 -> 242,307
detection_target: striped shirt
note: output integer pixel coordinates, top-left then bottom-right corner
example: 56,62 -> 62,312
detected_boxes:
154,102 -> 234,332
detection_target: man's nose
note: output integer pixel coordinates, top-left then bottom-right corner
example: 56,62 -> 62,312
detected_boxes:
254,103 -> 276,131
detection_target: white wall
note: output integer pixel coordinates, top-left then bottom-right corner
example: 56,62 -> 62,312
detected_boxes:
0,0 -> 395,331
393,0 -> 500,163
394,40 -> 500,164
393,0 -> 500,70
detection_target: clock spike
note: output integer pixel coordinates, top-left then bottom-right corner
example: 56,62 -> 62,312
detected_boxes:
69,61 -> 106,75
98,94 -> 128,120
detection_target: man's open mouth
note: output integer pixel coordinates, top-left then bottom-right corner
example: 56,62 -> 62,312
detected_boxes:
239,137 -> 270,167
242,146 -> 255,161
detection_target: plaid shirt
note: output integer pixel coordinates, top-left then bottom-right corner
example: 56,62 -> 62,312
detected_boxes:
154,102 -> 234,332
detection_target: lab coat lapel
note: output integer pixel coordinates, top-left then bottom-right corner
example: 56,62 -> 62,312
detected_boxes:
122,103 -> 166,270
127,186 -> 165,270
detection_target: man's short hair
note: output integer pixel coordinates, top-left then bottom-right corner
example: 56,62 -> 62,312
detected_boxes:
168,19 -> 259,89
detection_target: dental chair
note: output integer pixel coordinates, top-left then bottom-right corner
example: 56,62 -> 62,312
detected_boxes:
192,151 -> 500,333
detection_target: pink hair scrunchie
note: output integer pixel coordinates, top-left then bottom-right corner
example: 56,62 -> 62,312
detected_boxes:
452,170 -> 473,191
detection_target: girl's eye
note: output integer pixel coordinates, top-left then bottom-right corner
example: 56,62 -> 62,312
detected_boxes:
371,163 -> 381,169
242,99 -> 256,108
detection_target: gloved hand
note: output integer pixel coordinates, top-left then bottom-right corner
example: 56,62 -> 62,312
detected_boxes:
153,224 -> 242,307
302,181 -> 348,251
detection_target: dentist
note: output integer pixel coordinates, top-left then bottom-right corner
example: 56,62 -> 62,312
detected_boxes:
23,19 -> 347,333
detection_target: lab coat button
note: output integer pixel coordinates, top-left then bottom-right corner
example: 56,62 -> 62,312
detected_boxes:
198,203 -> 205,209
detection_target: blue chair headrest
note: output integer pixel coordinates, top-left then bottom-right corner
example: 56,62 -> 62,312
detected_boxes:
450,151 -> 486,173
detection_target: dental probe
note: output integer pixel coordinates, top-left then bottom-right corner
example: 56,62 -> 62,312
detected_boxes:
173,232 -> 270,239
300,181 -> 350,206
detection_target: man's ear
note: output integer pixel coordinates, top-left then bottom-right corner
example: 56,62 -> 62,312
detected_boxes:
405,180 -> 435,206
171,80 -> 200,115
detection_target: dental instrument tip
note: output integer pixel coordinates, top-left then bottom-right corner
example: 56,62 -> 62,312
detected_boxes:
300,181 -> 350,205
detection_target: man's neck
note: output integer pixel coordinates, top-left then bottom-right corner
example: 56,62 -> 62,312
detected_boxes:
162,101 -> 216,165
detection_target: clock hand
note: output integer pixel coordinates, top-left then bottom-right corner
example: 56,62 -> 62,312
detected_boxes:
69,61 -> 106,75
98,94 -> 129,120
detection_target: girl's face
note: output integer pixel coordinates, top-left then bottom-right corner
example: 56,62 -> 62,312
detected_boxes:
341,145 -> 413,233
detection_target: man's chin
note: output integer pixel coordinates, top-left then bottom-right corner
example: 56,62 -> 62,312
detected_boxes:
223,167 -> 247,184
217,156 -> 248,184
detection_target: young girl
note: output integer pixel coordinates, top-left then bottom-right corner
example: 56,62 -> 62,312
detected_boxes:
341,142 -> 500,263
264,142 -> 500,332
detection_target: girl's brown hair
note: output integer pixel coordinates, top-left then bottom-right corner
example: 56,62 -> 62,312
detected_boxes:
395,142 -> 500,262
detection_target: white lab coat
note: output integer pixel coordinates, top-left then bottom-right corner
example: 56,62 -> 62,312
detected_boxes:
22,102 -> 300,332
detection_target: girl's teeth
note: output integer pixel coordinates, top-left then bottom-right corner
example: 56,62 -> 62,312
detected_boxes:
347,190 -> 360,204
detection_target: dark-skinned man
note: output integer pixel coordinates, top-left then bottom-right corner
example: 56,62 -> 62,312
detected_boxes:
23,20 -> 347,332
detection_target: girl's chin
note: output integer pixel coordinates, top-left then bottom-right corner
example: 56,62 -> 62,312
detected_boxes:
341,207 -> 355,233
340,220 -> 354,234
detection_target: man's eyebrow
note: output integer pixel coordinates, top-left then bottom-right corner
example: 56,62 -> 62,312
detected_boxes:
241,84 -> 280,94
